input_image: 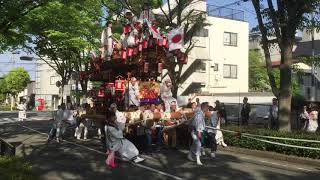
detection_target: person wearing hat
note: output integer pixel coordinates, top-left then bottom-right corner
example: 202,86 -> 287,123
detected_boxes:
160,78 -> 178,112
128,77 -> 140,108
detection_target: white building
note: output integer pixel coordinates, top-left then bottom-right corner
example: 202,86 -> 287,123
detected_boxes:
155,1 -> 249,96
35,62 -> 77,110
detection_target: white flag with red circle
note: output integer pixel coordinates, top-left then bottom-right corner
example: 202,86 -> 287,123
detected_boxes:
168,27 -> 184,51
148,23 -> 162,39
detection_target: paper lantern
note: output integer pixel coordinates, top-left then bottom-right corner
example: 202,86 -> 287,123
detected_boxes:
162,37 -> 168,46
143,40 -> 148,49
158,63 -> 163,73
107,82 -> 114,87
138,43 -> 143,51
144,62 -> 149,73
127,47 -> 134,57
133,48 -> 137,55
121,49 -> 127,59
115,79 -> 125,91
123,25 -> 131,34
98,88 -> 105,97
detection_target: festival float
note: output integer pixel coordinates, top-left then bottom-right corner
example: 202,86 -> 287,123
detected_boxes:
81,4 -> 204,131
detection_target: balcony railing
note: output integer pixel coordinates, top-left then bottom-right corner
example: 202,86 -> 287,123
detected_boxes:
207,5 -> 245,21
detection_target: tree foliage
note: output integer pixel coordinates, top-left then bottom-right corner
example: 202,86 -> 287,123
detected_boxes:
4,67 -> 31,96
0,0 -> 49,52
19,0 -> 103,101
249,50 -> 271,91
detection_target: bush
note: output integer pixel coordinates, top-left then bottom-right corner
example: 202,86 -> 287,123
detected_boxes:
222,125 -> 320,159
0,105 -> 11,111
0,156 -> 37,180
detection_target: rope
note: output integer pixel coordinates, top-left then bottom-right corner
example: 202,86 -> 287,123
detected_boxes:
242,135 -> 320,151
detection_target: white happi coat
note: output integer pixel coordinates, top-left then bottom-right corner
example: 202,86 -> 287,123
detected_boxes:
105,122 -> 139,160
129,83 -> 140,106
18,103 -> 27,120
160,83 -> 177,112
101,27 -> 113,55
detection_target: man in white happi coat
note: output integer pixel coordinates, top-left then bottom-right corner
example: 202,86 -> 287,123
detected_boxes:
17,100 -> 27,121
128,77 -> 140,107
160,79 -> 177,112
105,110 -> 144,166
101,21 -> 113,60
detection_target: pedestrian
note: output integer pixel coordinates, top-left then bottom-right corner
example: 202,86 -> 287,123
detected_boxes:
220,103 -> 227,125
206,106 -> 218,158
188,102 -> 208,165
17,99 -> 27,121
303,105 -> 319,133
241,97 -> 251,126
215,111 -> 227,147
269,98 -> 278,129
186,98 -> 192,108
47,104 -> 64,143
75,104 -> 91,140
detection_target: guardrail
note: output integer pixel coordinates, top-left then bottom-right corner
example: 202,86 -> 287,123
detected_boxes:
0,138 -> 15,156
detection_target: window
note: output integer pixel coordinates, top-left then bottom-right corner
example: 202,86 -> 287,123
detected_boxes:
224,32 -> 237,46
195,29 -> 208,37
214,63 -> 219,71
50,76 -> 59,85
223,64 -> 237,78
196,61 -> 206,73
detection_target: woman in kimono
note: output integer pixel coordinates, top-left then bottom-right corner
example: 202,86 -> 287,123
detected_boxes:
105,110 -> 144,168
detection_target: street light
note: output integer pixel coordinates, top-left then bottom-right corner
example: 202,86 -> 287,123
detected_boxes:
20,56 -> 34,61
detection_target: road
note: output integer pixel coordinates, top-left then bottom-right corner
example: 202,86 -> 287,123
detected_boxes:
0,112 -> 319,180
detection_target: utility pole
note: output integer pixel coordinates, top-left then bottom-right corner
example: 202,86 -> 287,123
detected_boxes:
311,12 -> 316,101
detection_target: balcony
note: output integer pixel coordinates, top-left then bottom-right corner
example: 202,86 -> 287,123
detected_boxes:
207,5 -> 245,21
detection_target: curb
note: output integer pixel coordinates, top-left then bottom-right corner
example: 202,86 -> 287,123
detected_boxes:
219,146 -> 320,167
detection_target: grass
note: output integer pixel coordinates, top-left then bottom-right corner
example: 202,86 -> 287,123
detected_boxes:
0,155 -> 37,180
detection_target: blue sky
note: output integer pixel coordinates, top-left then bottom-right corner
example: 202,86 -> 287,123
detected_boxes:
0,0 -> 258,80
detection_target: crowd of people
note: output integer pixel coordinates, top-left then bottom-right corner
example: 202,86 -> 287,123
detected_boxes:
46,98 -> 229,167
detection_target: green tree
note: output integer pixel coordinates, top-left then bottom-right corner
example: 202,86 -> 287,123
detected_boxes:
21,0 -> 102,103
251,0 -> 320,131
249,50 -> 271,91
0,77 -> 8,103
5,67 -> 31,110
0,0 -> 49,52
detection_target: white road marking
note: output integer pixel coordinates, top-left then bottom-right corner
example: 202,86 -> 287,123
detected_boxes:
3,118 -> 185,180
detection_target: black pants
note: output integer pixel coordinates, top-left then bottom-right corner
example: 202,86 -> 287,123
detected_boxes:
207,132 -> 217,152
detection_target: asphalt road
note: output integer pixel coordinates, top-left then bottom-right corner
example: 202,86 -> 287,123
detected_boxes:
1,112 -> 320,180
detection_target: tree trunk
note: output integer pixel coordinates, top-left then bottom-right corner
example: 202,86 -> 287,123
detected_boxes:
278,45 -> 293,131
172,83 -> 178,99
75,80 -> 80,105
10,95 -> 14,111
60,85 -> 64,104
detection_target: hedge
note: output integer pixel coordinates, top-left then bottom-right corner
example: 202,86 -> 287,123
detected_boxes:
0,105 -> 11,111
222,125 -> 320,159
0,156 -> 37,180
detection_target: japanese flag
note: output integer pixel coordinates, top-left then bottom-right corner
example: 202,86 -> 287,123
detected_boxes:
168,27 -> 184,51
148,22 -> 162,39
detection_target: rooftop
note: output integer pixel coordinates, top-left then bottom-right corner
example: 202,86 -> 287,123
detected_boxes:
207,5 -> 245,21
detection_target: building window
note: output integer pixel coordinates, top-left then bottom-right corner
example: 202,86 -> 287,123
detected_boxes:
214,63 -> 219,71
196,61 -> 206,73
224,32 -> 237,46
223,64 -> 237,78
195,29 -> 208,37
50,76 -> 59,85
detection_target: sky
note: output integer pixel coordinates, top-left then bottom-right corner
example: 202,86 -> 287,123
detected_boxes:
0,0 -> 258,80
